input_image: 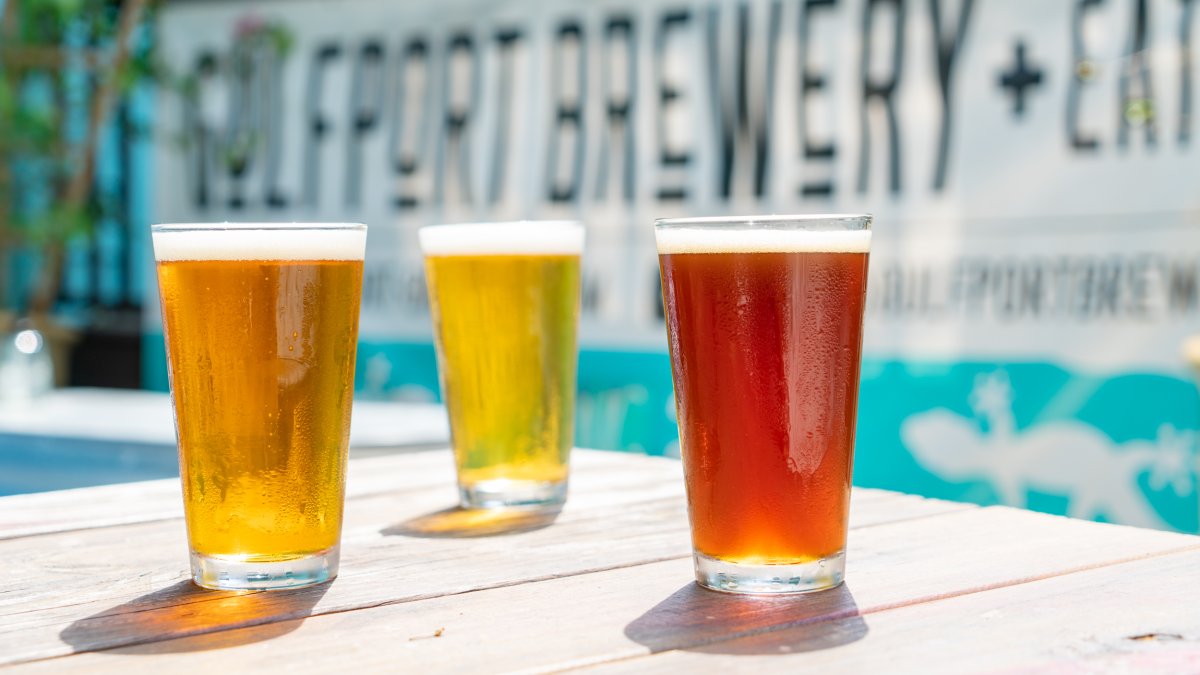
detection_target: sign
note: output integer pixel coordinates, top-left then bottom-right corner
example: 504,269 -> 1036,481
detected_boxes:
149,0 -> 1200,531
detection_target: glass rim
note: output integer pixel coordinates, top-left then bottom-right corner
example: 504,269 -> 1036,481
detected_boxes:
152,222 -> 367,233
654,214 -> 871,230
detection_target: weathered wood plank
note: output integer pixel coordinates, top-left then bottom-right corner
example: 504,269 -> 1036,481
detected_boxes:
0,451 -> 683,616
0,466 -> 937,621
6,506 -> 1191,673
0,455 -> 967,667
584,546 -> 1200,673
0,448 -> 669,540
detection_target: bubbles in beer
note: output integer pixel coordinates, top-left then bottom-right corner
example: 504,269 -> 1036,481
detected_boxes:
659,241 -> 869,563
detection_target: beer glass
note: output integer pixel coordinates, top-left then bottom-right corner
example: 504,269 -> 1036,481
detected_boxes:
153,222 -> 366,590
656,215 -> 871,594
420,221 -> 584,508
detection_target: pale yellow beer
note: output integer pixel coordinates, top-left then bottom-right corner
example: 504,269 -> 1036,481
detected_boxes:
153,223 -> 366,590
420,221 -> 584,508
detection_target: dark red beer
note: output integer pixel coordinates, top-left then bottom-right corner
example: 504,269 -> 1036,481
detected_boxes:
658,224 -> 869,575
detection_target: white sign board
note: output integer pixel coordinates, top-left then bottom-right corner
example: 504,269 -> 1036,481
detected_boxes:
151,0 -> 1200,530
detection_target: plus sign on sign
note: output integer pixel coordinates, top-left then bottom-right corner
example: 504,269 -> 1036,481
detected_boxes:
149,0 -> 1200,532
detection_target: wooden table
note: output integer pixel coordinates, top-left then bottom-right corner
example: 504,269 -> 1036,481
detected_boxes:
2,449 -> 1199,673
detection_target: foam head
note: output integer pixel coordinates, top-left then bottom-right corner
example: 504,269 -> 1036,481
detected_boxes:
419,221 -> 585,256
655,226 -> 871,255
152,223 -> 367,262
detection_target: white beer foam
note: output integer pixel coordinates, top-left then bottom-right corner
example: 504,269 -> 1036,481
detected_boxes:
419,221 -> 584,256
152,224 -> 366,262
655,227 -> 871,254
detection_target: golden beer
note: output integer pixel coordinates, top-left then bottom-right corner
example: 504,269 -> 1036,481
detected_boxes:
153,223 -> 365,590
420,222 -> 583,508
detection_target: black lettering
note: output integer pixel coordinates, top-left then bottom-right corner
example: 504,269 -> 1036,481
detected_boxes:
656,10 -> 692,201
1074,259 -> 1096,319
435,33 -> 480,206
1180,0 -> 1197,145
1126,253 -> 1155,319
918,266 -> 944,315
226,38 -> 261,210
388,39 -> 433,210
653,267 -> 665,320
547,22 -> 587,203
581,272 -> 602,312
799,0 -> 836,198
346,40 -> 385,209
962,258 -> 989,316
488,29 -> 523,205
992,260 -> 1018,319
1169,258 -> 1199,312
1068,0 -> 1102,151
708,1 -> 782,199
595,17 -> 637,203
880,265 -> 904,314
929,0 -> 974,191
858,0 -> 905,194
304,42 -> 342,208
1118,0 -> 1156,148
1049,257 -> 1072,317
263,45 -> 288,208
185,52 -> 218,209
1093,257 -> 1121,316
1019,261 -> 1045,318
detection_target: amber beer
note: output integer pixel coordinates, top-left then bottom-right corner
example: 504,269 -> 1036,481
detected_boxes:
656,215 -> 871,594
153,223 -> 366,590
420,222 -> 583,508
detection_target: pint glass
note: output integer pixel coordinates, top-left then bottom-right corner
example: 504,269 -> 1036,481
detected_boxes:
153,223 -> 366,590
656,215 -> 871,594
420,221 -> 583,508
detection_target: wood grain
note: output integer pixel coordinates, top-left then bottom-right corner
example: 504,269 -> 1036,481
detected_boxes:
0,451 -> 682,618
0,451 -> 968,668
584,547 -> 1200,674
7,503 -> 1191,673
0,448 -> 670,540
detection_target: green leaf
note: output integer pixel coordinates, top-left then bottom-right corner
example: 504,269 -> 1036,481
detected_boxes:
268,24 -> 295,57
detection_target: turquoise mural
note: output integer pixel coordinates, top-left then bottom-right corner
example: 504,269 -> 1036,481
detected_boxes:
857,362 -> 1200,533
143,335 -> 1200,533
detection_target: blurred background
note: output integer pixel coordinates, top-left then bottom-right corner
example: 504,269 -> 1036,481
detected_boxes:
3,0 -> 1200,532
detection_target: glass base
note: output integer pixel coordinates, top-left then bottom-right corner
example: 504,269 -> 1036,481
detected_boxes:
459,479 -> 567,509
693,549 -> 845,595
190,545 -> 339,591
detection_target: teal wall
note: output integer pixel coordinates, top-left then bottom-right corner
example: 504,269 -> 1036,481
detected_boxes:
143,335 -> 1200,532
856,361 -> 1199,532
143,336 -> 678,455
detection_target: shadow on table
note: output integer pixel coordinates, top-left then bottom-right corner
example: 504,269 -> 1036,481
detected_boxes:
60,579 -> 330,655
382,504 -> 561,539
624,582 -> 868,656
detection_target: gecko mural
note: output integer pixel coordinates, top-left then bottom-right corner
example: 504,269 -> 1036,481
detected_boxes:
901,371 -> 1195,530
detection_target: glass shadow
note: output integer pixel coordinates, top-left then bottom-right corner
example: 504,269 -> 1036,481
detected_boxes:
60,579 -> 330,655
381,504 -> 561,539
624,581 -> 868,656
